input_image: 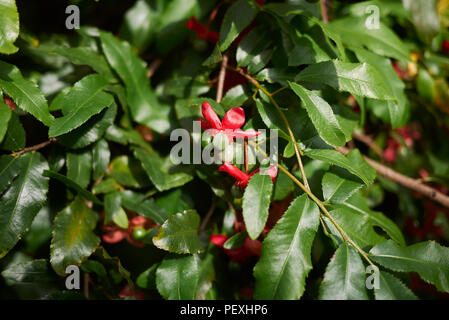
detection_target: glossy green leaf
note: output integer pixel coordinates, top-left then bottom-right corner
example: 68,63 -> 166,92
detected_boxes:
66,149 -> 92,189
223,232 -> 247,250
51,46 -> 116,82
219,0 -> 259,51
319,243 -> 369,300
328,16 -> 411,62
50,196 -> 100,276
289,82 -> 346,147
105,191 -> 128,228
0,154 -> 22,194
0,111 -> 24,151
323,207 -> 386,249
0,0 -> 19,54
49,74 -> 114,137
1,259 -> 54,284
120,190 -> 168,225
322,170 -> 364,204
120,0 -> 159,52
92,139 -> 110,181
0,61 -> 54,126
370,240 -> 449,293
305,149 -> 376,185
100,31 -> 171,134
254,194 -> 320,299
134,148 -> 193,192
0,152 -> 49,258
153,210 -> 203,254
375,271 -> 418,300
43,170 -> 102,205
295,60 -> 394,100
354,47 -> 409,128
156,254 -> 201,300
242,173 -> 274,240
137,263 -> 158,290
56,103 -> 117,149
338,193 -> 405,246
108,155 -> 151,188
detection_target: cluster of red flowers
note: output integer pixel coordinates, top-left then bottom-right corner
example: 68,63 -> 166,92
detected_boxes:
383,125 -> 421,163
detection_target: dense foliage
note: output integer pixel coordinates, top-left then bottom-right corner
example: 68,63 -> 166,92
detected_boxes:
1,0 -> 449,300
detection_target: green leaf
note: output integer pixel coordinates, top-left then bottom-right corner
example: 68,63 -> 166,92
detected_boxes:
289,82 -> 346,147
1,259 -> 54,285
0,154 -> 22,194
0,61 -> 54,126
56,103 -> 117,149
305,149 -> 376,185
100,31 -> 171,134
353,48 -> 409,128
295,60 -> 394,101
92,139 -> 110,181
375,271 -> 418,300
223,232 -> 247,250
328,16 -> 411,62
120,0 -> 159,52
323,207 -> 386,249
49,74 -> 114,137
43,170 -> 102,205
153,210 -> 203,254
137,263 -> 158,290
134,148 -> 193,192
318,243 -> 369,300
370,240 -> 449,293
105,192 -> 128,229
0,94 -> 12,143
120,190 -> 168,225
337,193 -> 405,246
0,111 -> 24,151
109,155 -> 151,189
51,46 -> 116,82
0,152 -> 49,258
66,149 -> 92,189
242,173 -> 274,240
322,170 -> 364,204
50,196 -> 100,276
254,194 -> 320,299
220,85 -> 251,110
219,0 -> 259,51
0,0 -> 19,54
156,254 -> 201,300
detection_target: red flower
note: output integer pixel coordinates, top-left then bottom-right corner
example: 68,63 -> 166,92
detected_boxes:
186,17 -> 219,44
200,101 -> 260,142
102,215 -> 156,248
442,40 -> 449,54
210,234 -> 262,263
218,162 -> 277,188
3,96 -> 16,110
118,284 -> 145,300
392,61 -> 410,81
383,125 -> 421,163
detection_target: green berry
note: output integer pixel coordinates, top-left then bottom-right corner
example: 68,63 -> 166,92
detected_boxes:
132,227 -> 147,241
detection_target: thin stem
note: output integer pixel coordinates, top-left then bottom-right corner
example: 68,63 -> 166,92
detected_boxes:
12,138 -> 56,157
216,54 -> 229,103
199,198 -> 218,233
352,132 -> 384,159
233,67 -> 310,191
320,0 -> 329,23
